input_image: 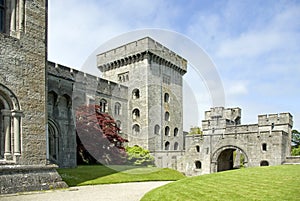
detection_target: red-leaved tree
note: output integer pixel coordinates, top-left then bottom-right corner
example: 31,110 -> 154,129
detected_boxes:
76,104 -> 128,165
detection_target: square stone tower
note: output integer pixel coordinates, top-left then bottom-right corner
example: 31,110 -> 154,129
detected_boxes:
0,0 -> 66,194
97,37 -> 187,153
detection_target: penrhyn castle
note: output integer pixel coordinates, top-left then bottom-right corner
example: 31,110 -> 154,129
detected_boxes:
0,0 -> 295,194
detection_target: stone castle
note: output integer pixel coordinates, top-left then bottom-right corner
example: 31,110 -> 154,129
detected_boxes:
0,0 -> 294,194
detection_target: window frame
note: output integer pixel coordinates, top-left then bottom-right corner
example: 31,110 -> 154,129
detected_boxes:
132,108 -> 140,120
100,99 -> 108,113
195,161 -> 202,169
164,93 -> 170,103
164,141 -> 170,150
165,126 -> 170,136
132,88 -> 140,99
114,102 -> 121,115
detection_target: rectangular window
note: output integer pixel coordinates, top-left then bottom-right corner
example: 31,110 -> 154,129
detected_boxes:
0,0 -> 4,33
118,72 -> 129,83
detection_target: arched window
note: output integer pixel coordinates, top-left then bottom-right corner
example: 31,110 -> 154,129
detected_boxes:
132,89 -> 140,99
116,120 -> 122,133
165,126 -> 170,136
0,0 -> 25,35
262,143 -> 267,151
174,127 -> 178,137
165,111 -> 170,121
165,141 -> 170,150
174,142 -> 179,150
132,124 -> 140,135
195,161 -> 202,169
0,84 -> 22,160
100,99 -> 107,113
154,125 -> 160,135
260,160 -> 269,166
164,93 -> 170,103
196,145 -> 200,152
48,91 -> 58,116
48,119 -> 60,163
132,108 -> 140,120
114,102 -> 121,115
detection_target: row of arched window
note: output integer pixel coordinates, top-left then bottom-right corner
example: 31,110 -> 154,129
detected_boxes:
132,108 -> 172,122
48,92 -> 71,119
132,89 -> 170,104
132,124 -> 178,138
164,126 -> 178,137
99,99 -> 122,116
164,141 -> 179,151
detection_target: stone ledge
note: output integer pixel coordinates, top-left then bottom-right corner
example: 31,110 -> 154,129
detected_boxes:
0,165 -> 68,194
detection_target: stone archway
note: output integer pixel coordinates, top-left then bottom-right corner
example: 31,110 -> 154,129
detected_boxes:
217,148 -> 235,172
0,84 -> 22,161
211,146 -> 248,173
47,119 -> 60,164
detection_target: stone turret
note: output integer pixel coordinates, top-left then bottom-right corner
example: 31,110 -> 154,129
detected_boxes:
202,107 -> 241,132
97,37 -> 187,155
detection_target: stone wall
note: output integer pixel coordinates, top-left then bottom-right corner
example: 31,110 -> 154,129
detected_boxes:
0,165 -> 67,194
47,61 -> 128,167
183,107 -> 293,176
0,0 -> 47,165
0,0 -> 68,194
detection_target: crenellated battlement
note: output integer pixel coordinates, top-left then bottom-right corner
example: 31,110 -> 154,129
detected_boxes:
202,107 -> 293,134
97,37 -> 187,75
258,113 -> 293,127
47,61 -> 128,95
202,107 -> 241,130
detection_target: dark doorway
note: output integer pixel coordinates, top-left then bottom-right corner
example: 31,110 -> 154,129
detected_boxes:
217,149 -> 235,172
217,148 -> 246,172
260,160 -> 269,166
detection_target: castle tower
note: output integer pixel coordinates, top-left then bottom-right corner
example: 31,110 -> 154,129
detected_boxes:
202,107 -> 242,134
0,0 -> 66,194
97,37 -> 187,153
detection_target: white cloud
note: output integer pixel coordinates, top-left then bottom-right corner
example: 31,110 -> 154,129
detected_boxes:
216,2 -> 300,59
226,81 -> 248,96
217,32 -> 282,58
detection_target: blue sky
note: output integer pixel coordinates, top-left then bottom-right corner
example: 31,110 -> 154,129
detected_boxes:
48,0 -> 300,131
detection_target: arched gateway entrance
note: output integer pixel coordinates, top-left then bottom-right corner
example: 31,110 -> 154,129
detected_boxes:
211,146 -> 248,173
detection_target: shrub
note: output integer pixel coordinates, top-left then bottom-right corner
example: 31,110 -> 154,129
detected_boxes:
292,147 -> 300,156
126,145 -> 155,166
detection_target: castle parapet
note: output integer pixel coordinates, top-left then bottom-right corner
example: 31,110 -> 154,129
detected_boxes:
258,113 -> 293,127
97,37 -> 187,75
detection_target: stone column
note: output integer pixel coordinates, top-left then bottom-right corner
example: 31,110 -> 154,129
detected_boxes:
19,0 -> 24,32
10,0 -> 16,32
1,110 -> 12,160
11,110 -> 23,156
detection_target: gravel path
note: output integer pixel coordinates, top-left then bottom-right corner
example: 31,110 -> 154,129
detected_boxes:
0,181 -> 171,201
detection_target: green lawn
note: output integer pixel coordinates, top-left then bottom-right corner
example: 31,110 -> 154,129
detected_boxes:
57,165 -> 185,186
141,165 -> 300,201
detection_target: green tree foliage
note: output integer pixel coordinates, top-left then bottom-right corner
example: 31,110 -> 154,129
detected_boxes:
292,129 -> 300,147
126,145 -> 155,166
291,129 -> 300,156
189,126 -> 202,135
291,147 -> 300,156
